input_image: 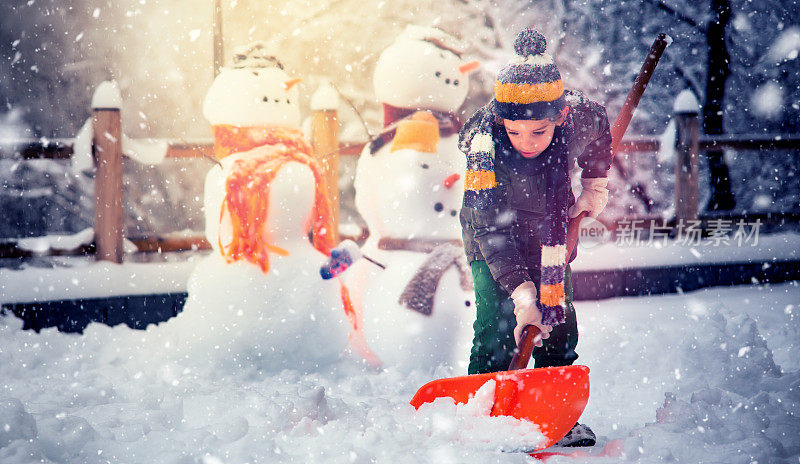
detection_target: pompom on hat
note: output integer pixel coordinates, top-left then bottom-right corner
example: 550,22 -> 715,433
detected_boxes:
493,28 -> 566,120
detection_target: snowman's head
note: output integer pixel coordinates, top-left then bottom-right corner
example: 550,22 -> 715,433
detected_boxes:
203,43 -> 302,128
365,146 -> 465,240
373,26 -> 479,114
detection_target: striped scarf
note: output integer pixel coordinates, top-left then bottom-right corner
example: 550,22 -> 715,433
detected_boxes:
459,104 -> 569,325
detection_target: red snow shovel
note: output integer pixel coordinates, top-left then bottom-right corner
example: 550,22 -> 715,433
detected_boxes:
410,33 -> 671,451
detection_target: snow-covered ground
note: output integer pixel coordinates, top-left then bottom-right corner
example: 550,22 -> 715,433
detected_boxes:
1,280 -> 798,463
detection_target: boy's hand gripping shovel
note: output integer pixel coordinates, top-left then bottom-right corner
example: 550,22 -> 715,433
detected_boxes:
409,212 -> 590,451
410,32 -> 671,450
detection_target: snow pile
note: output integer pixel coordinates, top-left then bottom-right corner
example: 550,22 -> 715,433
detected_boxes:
578,282 -> 800,463
122,136 -> 169,165
414,380 -> 546,452
672,89 -> 700,114
90,81 -> 122,110
13,228 -> 94,254
622,311 -> 800,462
0,399 -> 37,448
310,80 -> 340,112
656,119 -> 676,163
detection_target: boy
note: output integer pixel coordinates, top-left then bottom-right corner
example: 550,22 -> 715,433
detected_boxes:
458,28 -> 612,447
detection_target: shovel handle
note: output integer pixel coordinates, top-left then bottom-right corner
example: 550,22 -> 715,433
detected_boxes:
566,210 -> 589,260
509,325 -> 542,370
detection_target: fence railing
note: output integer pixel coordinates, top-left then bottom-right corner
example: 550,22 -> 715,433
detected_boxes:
2,87 -> 799,262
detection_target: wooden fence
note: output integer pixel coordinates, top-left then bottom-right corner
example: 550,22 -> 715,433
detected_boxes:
2,92 -> 799,261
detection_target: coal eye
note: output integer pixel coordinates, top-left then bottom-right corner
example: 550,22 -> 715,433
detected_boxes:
435,71 -> 441,78
262,96 -> 269,102
434,202 -> 444,212
454,79 -> 459,86
421,163 -> 429,169
450,210 -> 457,216
274,99 -> 280,103
286,99 -> 291,104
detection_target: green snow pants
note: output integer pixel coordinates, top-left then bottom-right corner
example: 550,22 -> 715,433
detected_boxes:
467,260 -> 579,375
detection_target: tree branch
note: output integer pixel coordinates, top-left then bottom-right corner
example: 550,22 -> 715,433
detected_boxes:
664,50 -> 704,99
641,0 -> 706,33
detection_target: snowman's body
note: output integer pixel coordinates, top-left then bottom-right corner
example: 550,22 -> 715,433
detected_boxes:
348,27 -> 479,372
156,45 -> 351,372
173,155 -> 348,372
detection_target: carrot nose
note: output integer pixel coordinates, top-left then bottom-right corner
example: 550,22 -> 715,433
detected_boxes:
458,60 -> 481,74
283,78 -> 302,91
444,173 -> 460,189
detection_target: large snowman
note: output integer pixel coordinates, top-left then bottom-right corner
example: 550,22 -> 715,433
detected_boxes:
347,26 -> 480,372
150,44 -> 358,373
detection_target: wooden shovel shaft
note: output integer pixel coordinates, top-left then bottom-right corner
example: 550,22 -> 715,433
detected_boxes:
509,325 -> 541,370
611,33 -> 670,178
610,33 -> 670,154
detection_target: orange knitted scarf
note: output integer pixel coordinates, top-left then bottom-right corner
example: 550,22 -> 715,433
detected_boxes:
220,144 -> 334,273
212,124 -> 310,161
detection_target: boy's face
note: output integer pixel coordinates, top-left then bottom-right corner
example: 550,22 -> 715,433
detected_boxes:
503,107 -> 569,159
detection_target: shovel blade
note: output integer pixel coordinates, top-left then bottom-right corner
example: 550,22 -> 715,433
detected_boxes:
410,365 -> 590,451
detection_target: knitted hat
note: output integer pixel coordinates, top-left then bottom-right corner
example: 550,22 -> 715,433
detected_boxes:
232,42 -> 284,70
493,29 -> 566,120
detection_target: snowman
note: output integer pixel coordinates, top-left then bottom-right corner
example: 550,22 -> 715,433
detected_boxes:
149,44 -> 361,372
346,26 -> 481,372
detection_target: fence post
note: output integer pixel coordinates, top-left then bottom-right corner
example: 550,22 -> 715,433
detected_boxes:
311,80 -> 340,243
673,90 -> 700,223
91,81 -> 124,263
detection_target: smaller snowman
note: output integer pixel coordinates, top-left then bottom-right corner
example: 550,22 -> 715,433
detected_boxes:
149,44 -> 362,373
347,26 -> 480,372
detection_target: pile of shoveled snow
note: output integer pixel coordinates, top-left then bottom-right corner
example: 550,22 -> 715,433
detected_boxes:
576,283 -> 800,463
618,311 -> 800,462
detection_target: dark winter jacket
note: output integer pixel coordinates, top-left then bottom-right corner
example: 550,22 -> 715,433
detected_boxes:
459,90 -> 613,294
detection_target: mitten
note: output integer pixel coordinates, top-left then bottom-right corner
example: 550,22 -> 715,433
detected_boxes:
510,281 -> 553,345
569,177 -> 609,219
320,240 -> 362,279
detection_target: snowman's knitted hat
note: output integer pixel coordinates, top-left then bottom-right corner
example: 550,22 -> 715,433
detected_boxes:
398,25 -> 466,57
232,42 -> 284,70
493,29 -> 566,121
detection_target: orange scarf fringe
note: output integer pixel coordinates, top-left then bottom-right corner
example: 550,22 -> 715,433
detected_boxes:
215,127 -> 360,335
